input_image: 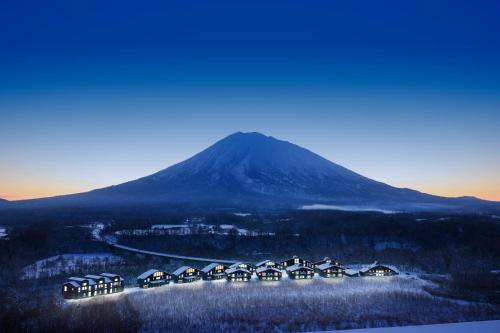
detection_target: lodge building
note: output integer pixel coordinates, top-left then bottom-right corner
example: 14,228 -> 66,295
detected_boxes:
172,266 -> 202,283
256,266 -> 282,281
286,264 -> 314,279
280,256 -> 311,269
137,269 -> 172,288
312,257 -> 341,268
229,262 -> 255,274
84,274 -> 107,295
255,259 -> 283,270
62,273 -> 124,299
201,263 -> 228,280
315,262 -> 345,278
359,262 -> 399,277
226,267 -> 252,282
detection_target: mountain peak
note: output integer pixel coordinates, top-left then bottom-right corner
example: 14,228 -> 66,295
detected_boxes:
5,132 -> 497,212
221,131 -> 278,143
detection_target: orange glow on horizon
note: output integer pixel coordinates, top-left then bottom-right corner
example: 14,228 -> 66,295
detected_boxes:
2,183 -> 500,202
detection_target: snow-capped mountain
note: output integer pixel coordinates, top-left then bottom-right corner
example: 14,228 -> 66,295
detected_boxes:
5,132 -> 499,212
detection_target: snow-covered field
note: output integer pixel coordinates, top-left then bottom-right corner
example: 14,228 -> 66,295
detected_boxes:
314,320 -> 500,332
301,204 -> 397,214
73,275 -> 499,332
22,253 -> 125,279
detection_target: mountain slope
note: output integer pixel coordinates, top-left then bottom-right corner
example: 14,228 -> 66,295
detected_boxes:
5,132 -> 499,212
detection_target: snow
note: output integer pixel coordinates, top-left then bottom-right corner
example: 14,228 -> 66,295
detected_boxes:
89,222 -> 105,241
151,224 -> 187,229
311,320 -> 500,332
22,253 -> 124,279
301,204 -> 397,214
116,223 -> 274,237
233,212 -> 251,217
374,241 -> 419,252
0,227 -> 7,239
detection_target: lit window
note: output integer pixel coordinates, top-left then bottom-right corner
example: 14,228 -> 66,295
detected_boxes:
64,286 -> 67,291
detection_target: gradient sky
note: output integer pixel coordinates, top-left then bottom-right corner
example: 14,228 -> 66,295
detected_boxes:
1,0 -> 499,201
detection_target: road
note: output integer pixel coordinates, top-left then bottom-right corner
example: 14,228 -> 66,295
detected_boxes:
104,235 -> 239,264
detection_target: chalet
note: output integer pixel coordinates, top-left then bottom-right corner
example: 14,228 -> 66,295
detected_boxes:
286,265 -> 314,279
280,255 -> 311,269
312,257 -> 341,268
62,281 -> 83,299
68,277 -> 95,298
315,263 -> 345,278
62,273 -> 124,299
229,262 -> 255,274
201,263 -> 228,280
172,266 -> 201,283
100,273 -> 125,293
137,269 -> 172,288
85,274 -> 107,295
256,266 -> 282,281
359,262 -> 399,277
255,259 -> 283,270
225,267 -> 252,282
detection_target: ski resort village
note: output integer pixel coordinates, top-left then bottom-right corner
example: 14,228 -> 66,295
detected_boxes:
61,257 -> 398,299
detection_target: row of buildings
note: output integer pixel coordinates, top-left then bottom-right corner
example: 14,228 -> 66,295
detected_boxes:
137,256 -> 398,288
62,256 -> 398,299
62,273 -> 124,299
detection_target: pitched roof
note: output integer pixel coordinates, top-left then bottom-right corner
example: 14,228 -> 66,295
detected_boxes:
256,266 -> 281,274
313,257 -> 330,263
255,259 -> 272,267
316,262 -> 343,270
229,262 -> 253,269
137,269 -> 163,280
359,262 -> 399,274
100,273 -> 120,278
201,263 -> 224,273
69,277 -> 87,282
286,264 -> 313,272
226,267 -> 251,274
172,266 -> 194,276
85,274 -> 104,280
66,281 -> 80,288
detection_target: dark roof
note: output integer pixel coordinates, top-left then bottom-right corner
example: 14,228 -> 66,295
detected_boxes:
359,262 -> 399,273
66,281 -> 80,288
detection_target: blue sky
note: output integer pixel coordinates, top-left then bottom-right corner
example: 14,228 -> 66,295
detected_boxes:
1,0 -> 499,200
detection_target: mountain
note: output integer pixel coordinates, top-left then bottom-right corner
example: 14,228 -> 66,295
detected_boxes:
4,132 -> 499,212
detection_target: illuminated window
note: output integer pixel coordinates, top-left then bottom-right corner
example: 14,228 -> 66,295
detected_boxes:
64,286 -> 68,291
